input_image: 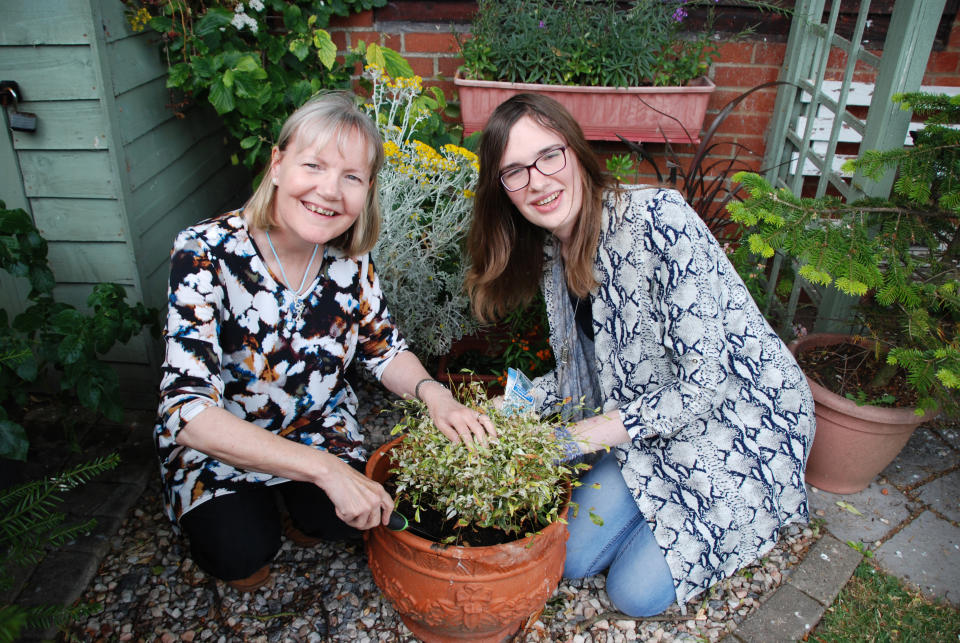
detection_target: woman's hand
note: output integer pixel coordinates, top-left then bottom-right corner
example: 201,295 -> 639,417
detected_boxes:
420,381 -> 497,444
318,456 -> 395,530
379,351 -> 497,445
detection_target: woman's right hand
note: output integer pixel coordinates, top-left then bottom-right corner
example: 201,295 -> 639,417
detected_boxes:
318,455 -> 395,530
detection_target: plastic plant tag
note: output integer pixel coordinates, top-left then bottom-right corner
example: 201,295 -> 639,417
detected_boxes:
502,367 -> 536,416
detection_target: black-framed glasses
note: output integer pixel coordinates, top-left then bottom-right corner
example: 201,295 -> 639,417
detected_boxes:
499,146 -> 567,192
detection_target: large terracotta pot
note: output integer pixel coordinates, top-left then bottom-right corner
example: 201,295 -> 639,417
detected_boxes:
789,333 -> 937,494
364,436 -> 570,642
454,74 -> 715,143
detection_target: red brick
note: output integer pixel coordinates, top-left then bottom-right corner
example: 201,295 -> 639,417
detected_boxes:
851,71 -> 878,84
330,31 -> 348,51
404,31 -> 460,54
348,31 -> 383,47
712,65 -> 779,89
708,85 -> 778,114
947,19 -> 960,49
328,10 -> 374,28
927,51 -> 960,74
437,56 -> 463,79
718,113 -> 771,137
827,47 -> 849,72
923,74 -> 960,87
406,56 -> 436,78
715,42 -> 753,65
752,42 -> 786,66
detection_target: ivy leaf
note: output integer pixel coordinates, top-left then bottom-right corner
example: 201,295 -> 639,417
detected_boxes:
589,510 -> 604,526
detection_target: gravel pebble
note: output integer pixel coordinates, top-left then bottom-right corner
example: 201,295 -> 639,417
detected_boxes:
65,375 -> 821,642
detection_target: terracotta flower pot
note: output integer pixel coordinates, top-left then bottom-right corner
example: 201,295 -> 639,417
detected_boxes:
364,436 -> 570,642
788,333 -> 937,494
454,73 -> 716,143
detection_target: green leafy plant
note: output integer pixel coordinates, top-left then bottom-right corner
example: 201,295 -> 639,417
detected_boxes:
728,92 -> 960,416
0,454 -> 119,642
0,202 -> 159,460
124,0 -> 407,170
458,0 -> 780,88
365,66 -> 479,357
388,384 -> 584,545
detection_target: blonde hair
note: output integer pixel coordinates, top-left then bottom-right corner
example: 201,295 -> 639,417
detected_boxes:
243,91 -> 384,256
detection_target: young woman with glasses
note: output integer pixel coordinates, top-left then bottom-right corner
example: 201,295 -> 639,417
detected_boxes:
465,93 -> 815,616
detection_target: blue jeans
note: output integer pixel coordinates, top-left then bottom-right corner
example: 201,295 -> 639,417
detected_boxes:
564,452 -> 676,616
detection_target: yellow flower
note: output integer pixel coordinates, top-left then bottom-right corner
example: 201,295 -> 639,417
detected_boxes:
129,7 -> 152,32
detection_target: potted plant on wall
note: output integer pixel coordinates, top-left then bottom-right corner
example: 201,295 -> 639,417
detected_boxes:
728,91 -> 960,493
455,0 -> 771,142
365,384 -> 584,642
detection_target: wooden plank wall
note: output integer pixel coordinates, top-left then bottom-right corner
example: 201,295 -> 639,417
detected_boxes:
0,0 -> 248,401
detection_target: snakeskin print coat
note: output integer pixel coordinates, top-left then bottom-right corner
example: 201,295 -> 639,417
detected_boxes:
532,186 -> 815,605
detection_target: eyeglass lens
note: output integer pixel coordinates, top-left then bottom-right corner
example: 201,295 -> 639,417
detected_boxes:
500,146 -> 566,191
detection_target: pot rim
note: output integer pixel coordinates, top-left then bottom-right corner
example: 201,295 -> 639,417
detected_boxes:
453,71 -> 716,93
787,332 -> 937,423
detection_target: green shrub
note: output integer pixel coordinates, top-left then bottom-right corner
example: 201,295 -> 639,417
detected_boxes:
0,202 -> 159,460
729,92 -> 960,415
0,455 -> 119,642
388,384 -> 586,545
124,0 -> 410,170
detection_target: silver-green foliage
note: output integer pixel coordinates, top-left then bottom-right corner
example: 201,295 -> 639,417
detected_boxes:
388,386 -> 583,544
366,67 -> 479,357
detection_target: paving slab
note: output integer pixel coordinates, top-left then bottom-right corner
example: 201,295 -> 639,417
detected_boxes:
786,534 -> 862,606
807,481 -> 912,548
880,425 -> 960,489
931,421 -> 959,450
873,510 -> 960,606
727,584 -> 823,643
915,469 -> 960,524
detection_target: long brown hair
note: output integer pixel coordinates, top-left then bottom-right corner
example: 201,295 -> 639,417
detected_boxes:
465,93 -> 614,322
244,91 -> 384,256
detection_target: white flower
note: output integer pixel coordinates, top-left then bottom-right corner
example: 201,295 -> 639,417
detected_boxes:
230,10 -> 259,33
248,0 -> 265,10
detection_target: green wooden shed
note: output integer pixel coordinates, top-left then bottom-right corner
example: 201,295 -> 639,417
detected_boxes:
1,0 -> 248,402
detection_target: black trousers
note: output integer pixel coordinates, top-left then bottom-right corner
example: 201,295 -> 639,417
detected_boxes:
179,466 -> 363,581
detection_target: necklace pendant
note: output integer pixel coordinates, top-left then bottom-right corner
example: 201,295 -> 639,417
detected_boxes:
293,299 -> 305,322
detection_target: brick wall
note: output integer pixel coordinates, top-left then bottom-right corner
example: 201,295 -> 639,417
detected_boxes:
329,7 -> 960,185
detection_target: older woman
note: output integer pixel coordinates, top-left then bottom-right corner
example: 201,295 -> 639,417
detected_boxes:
156,92 -> 493,592
465,93 -> 815,616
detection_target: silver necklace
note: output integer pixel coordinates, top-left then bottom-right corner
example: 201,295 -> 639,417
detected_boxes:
264,229 -> 319,321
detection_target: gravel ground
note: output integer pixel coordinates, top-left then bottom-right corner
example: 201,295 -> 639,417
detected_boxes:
65,376 -> 821,642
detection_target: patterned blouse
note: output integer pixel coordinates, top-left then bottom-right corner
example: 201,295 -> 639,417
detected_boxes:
154,211 -> 406,524
532,187 -> 815,606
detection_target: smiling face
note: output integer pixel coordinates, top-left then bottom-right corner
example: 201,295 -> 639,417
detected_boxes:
269,126 -> 374,250
500,115 -> 584,245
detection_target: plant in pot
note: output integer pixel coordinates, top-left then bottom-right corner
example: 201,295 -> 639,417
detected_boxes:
455,0 -> 779,142
362,65 -> 480,359
728,91 -> 960,493
365,383 -> 585,642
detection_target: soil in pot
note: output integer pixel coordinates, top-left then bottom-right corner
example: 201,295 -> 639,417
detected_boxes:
387,482 -> 555,547
794,340 -> 919,409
